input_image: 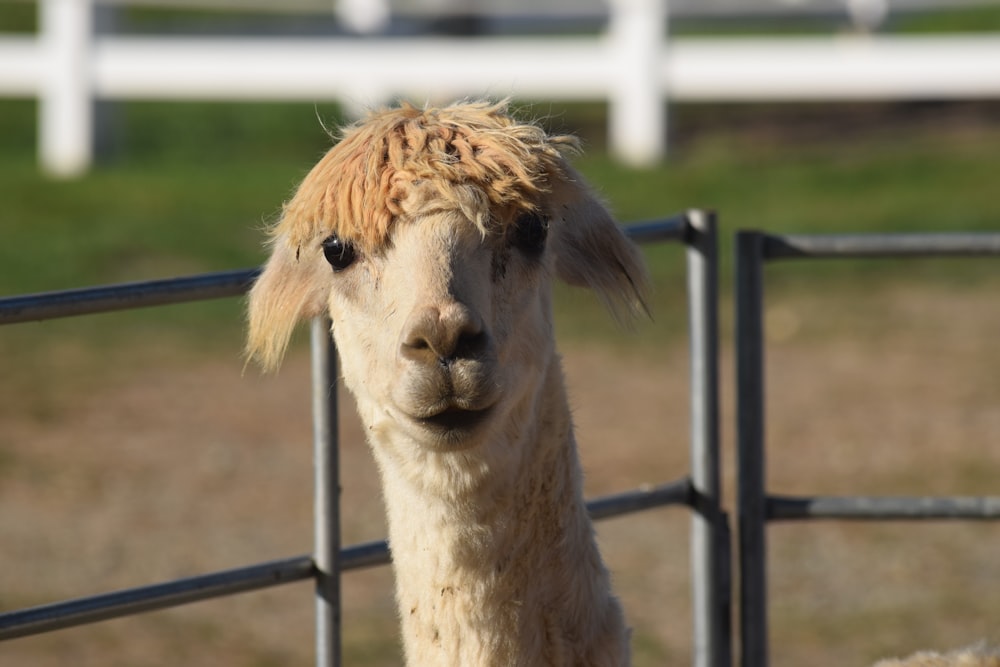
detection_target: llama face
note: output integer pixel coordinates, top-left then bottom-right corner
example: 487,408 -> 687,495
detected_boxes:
320,192 -> 557,453
246,102 -> 650,439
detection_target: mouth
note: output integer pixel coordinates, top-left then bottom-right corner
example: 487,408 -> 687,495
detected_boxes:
416,405 -> 494,433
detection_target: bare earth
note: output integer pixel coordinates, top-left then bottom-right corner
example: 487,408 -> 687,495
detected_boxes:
0,284 -> 997,667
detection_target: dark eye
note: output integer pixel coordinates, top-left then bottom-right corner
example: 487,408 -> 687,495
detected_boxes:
321,234 -> 357,271
511,211 -> 548,256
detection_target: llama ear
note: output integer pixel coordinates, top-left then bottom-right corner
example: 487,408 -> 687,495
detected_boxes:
547,165 -> 650,322
245,236 -> 330,371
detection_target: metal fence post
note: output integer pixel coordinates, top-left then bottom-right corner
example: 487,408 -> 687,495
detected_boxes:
685,210 -> 730,667
735,232 -> 767,667
311,317 -> 341,667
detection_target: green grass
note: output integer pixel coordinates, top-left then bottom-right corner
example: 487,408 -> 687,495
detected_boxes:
0,99 -> 344,356
2,98 -> 1000,353
1,100 -> 341,291
0,2 -> 36,33
673,4 -> 1000,36
893,5 -> 1000,33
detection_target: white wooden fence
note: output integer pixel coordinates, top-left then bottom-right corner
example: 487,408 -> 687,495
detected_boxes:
3,0 -> 1000,176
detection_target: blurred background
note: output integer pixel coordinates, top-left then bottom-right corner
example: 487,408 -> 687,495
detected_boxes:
1,1 -> 999,665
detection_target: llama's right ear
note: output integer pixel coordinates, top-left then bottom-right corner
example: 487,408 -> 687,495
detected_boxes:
547,164 -> 650,323
246,236 -> 330,371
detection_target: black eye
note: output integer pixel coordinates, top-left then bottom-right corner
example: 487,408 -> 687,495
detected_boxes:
321,234 -> 357,271
511,211 -> 548,256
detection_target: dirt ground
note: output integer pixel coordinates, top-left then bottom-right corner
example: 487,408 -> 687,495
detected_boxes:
0,284 -> 997,666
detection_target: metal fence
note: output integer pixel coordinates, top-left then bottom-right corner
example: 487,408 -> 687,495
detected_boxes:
0,210 -> 730,667
7,219 -> 1000,665
734,230 -> 1000,667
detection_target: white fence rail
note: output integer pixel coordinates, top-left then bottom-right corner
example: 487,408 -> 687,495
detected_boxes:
3,0 -> 1000,176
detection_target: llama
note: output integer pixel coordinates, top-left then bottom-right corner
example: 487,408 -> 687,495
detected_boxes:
246,100 -> 648,665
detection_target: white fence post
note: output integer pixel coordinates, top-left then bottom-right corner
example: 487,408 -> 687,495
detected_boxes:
607,0 -> 667,167
336,0 -> 391,34
39,0 -> 94,178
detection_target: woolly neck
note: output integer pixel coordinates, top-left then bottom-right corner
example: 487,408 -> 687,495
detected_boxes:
368,358 -> 628,666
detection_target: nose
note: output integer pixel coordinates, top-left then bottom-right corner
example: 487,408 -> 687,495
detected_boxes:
400,302 -> 488,365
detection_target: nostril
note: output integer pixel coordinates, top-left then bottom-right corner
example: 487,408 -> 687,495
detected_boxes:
400,303 -> 488,364
403,334 -> 431,351
401,326 -> 435,361
452,329 -> 487,360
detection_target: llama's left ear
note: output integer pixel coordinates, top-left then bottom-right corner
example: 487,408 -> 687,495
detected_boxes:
547,163 -> 650,322
246,235 -> 330,371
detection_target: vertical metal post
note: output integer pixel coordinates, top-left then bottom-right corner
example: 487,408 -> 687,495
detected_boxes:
686,211 -> 730,667
311,317 -> 341,667
735,232 -> 768,667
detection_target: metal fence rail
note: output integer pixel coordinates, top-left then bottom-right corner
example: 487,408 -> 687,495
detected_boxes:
767,494 -> 1000,521
0,268 -> 259,324
0,481 -> 693,643
0,211 -> 729,667
734,230 -> 1000,667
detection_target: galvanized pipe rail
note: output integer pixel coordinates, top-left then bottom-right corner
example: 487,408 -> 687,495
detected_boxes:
0,211 -> 729,667
735,230 -> 1000,667
0,219 -> 687,325
0,480 -> 691,642
0,268 -> 259,324
768,494 -> 1000,521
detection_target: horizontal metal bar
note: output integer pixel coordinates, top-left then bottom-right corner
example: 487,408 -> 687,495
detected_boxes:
587,479 -> 694,520
0,214 -> 696,327
623,215 -> 690,245
0,482 -> 688,642
762,232 -> 1000,261
0,541 -> 391,643
341,540 -> 390,570
768,494 -> 1000,521
0,555 -> 315,642
0,268 -> 260,326
337,481 -> 696,571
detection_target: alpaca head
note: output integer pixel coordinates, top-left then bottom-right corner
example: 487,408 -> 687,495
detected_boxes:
247,100 -> 648,453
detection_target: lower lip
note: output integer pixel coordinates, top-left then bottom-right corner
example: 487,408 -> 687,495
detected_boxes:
417,406 -> 492,433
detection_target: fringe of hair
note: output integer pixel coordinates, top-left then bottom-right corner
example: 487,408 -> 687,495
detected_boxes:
272,100 -> 579,256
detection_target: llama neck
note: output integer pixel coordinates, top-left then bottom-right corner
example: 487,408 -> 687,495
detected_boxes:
370,358 -> 628,666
